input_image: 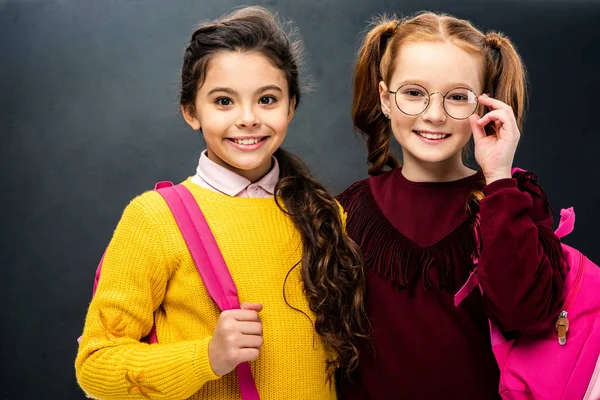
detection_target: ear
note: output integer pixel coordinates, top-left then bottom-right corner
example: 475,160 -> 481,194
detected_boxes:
181,104 -> 201,130
379,81 -> 392,117
287,96 -> 296,123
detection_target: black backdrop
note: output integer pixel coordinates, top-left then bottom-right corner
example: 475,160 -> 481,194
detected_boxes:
1,0 -> 599,398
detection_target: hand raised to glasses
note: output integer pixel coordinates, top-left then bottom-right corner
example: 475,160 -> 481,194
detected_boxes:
469,94 -> 521,185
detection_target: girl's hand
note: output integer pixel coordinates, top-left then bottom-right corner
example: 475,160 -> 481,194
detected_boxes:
469,94 -> 521,185
208,302 -> 263,376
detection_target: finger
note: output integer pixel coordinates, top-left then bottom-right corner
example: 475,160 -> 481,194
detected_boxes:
478,94 -> 511,111
237,348 -> 260,363
469,114 -> 487,143
237,334 -> 264,349
222,309 -> 261,322
238,321 -> 263,336
241,302 -> 263,313
476,110 -> 506,128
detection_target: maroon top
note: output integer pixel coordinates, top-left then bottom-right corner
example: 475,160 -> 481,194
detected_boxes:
337,168 -> 565,400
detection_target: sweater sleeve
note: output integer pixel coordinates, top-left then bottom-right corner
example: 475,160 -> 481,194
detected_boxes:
336,200 -> 348,232
477,171 -> 566,332
75,193 -> 220,399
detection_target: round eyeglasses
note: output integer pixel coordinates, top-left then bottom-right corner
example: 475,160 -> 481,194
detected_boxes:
388,83 -> 479,120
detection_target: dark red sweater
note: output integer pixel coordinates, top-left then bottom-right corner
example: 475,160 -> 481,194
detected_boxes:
337,168 -> 565,400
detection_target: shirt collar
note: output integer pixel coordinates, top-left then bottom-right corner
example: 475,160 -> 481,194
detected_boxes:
195,150 -> 280,197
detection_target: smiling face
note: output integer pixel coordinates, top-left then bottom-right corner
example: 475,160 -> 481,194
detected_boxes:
182,51 -> 295,182
379,41 -> 483,169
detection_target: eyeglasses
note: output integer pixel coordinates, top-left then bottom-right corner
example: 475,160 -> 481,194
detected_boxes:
388,83 -> 479,120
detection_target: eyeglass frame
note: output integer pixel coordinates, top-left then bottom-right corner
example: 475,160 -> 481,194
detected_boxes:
387,83 -> 480,120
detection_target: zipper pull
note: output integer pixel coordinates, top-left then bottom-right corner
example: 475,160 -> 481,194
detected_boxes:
556,310 -> 569,346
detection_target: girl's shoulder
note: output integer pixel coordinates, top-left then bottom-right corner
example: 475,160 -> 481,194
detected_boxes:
118,187 -> 179,230
122,179 -> 213,224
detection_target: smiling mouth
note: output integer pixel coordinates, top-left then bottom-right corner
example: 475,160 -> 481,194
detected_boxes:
227,137 -> 267,145
413,130 -> 451,140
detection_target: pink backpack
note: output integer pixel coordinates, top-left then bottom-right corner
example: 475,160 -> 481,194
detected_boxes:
79,182 -> 260,400
455,172 -> 600,399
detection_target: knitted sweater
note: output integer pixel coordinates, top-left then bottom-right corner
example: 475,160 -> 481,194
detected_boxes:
337,169 -> 565,399
75,178 -> 337,400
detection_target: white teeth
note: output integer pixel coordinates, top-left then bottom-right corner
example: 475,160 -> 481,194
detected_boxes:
233,138 -> 261,145
416,131 -> 449,140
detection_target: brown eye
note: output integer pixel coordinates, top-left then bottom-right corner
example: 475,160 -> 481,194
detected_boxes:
259,95 -> 276,105
405,89 -> 425,97
447,94 -> 468,102
215,97 -> 233,106
445,88 -> 477,104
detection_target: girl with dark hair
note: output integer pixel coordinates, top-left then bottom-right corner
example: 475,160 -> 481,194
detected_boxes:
75,6 -> 365,399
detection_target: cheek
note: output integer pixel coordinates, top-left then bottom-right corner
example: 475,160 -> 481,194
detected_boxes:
199,110 -> 231,136
266,109 -> 292,134
453,120 -> 473,138
388,114 -> 419,147
391,113 -> 417,134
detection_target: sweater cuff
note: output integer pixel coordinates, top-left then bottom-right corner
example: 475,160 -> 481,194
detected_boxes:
192,336 -> 220,383
483,178 -> 518,195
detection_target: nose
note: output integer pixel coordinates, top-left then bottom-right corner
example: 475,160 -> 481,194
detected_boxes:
236,105 -> 261,129
421,92 -> 446,124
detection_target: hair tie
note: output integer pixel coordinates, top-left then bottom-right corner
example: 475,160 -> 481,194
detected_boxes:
485,32 -> 504,50
380,21 -> 399,51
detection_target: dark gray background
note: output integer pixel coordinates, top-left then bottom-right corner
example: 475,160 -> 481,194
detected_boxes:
1,0 -> 599,398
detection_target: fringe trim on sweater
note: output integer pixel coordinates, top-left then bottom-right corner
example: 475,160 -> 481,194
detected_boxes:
337,180 -> 479,291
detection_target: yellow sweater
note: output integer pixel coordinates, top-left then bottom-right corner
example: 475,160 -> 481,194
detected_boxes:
75,179 -> 338,400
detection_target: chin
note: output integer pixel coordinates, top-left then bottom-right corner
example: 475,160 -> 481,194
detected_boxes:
409,150 -> 460,165
228,158 -> 271,172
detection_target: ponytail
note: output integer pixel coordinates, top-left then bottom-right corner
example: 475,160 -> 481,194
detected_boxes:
467,32 -> 528,214
483,31 -> 528,135
273,148 -> 367,378
352,18 -> 400,175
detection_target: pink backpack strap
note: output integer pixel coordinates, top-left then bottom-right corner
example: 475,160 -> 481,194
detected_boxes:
554,207 -> 575,239
454,270 -> 480,307
157,185 -> 241,311
156,184 -> 260,400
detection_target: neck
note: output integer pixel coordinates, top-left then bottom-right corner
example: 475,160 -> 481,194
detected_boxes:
400,151 -> 475,183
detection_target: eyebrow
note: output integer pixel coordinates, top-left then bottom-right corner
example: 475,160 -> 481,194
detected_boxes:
256,85 -> 283,94
207,87 -> 236,96
397,79 -> 476,92
207,85 -> 283,96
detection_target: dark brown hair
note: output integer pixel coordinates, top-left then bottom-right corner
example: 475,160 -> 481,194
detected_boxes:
353,12 -> 528,210
180,6 -> 367,378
